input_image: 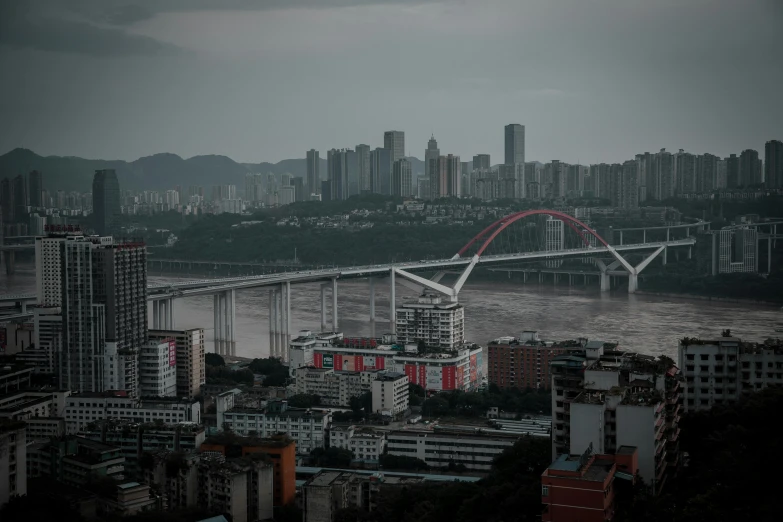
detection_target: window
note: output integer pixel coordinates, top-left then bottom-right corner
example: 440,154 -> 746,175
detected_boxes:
542,486 -> 549,497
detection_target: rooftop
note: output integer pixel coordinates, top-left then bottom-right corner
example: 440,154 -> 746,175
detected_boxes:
547,453 -> 615,483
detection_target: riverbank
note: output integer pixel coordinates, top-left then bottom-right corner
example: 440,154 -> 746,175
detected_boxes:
635,291 -> 783,307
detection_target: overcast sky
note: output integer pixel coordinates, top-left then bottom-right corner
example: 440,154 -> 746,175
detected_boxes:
1,0 -> 781,165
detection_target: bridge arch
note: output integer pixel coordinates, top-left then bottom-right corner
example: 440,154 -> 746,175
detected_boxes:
455,209 -> 612,258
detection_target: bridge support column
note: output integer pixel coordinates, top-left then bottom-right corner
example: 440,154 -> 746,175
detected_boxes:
284,282 -> 291,361
4,251 -> 15,275
628,273 -> 638,293
214,294 -> 223,355
662,246 -> 668,265
331,277 -> 338,331
389,268 -> 396,333
619,231 -> 623,245
152,301 -> 160,329
688,246 -> 692,260
269,290 -> 276,357
769,237 -> 773,273
643,230 -> 646,243
276,288 -> 284,357
167,298 -> 175,330
369,278 -> 376,337
320,284 -> 328,332
600,272 -> 610,292
224,290 -> 235,357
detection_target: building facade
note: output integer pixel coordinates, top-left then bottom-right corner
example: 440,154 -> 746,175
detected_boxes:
139,339 -> 177,397
383,130 -> 405,163
92,169 -> 121,235
371,371 -> 409,415
395,294 -> 465,350
487,334 -> 577,390
711,227 -> 758,275
63,393 -> 200,434
149,328 -> 205,399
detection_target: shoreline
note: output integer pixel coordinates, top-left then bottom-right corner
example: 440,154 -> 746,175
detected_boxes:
635,291 -> 782,308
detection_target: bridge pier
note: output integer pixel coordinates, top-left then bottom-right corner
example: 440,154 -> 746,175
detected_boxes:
369,278 -> 376,337
320,283 -> 328,332
269,289 -> 277,357
628,273 -> 638,293
4,251 -> 15,275
224,290 -> 236,357
284,282 -> 291,361
332,277 -> 338,331
214,294 -> 223,355
389,268 -> 396,333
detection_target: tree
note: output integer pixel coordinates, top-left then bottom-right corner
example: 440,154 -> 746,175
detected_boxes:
310,447 -> 353,467
287,394 -> 320,408
205,353 -> 225,367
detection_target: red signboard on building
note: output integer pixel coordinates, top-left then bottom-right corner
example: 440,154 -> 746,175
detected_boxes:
168,339 -> 177,367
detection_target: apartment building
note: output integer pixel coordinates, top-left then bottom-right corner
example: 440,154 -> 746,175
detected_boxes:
63,392 -> 200,434
200,433 -> 297,507
386,427 -> 520,472
219,400 -> 329,454
487,334 -> 582,390
291,367 -> 378,406
149,328 -> 206,399
395,294 -> 465,350
541,446 -> 639,522
139,339 -> 177,397
551,346 -> 681,494
679,335 -> 783,412
327,425 -> 387,463
371,371 -> 409,415
26,436 -> 126,487
197,455 -> 274,522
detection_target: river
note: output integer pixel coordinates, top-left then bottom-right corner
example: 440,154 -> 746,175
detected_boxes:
2,263 -> 780,361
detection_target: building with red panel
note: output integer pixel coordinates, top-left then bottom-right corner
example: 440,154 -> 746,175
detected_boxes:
487,333 -> 582,390
541,445 -> 638,522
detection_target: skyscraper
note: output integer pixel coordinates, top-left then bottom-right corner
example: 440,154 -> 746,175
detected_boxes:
473,154 -> 491,170
651,149 -> 674,199
674,149 -> 697,194
306,149 -> 320,194
425,135 -> 440,182
370,148 -> 392,195
504,124 -> 525,199
392,159 -> 413,197
92,169 -> 121,236
13,174 -> 28,219
328,149 -> 353,201
739,149 -> 762,186
355,144 -> 371,193
446,155 -> 461,198
59,235 -> 147,395
766,140 -> 783,188
384,131 -> 405,163
0,178 -> 14,223
28,170 -> 43,208
726,154 -> 740,188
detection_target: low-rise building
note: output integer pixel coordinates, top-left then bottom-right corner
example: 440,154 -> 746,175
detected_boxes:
386,427 -> 520,472
679,335 -> 783,412
79,420 -> 205,477
0,389 -> 70,421
63,392 -> 200,434
200,433 -> 297,507
26,436 -> 126,486
198,454 -> 274,522
371,371 -> 409,415
99,482 -> 158,518
219,400 -> 329,454
541,446 -> 639,522
291,367 -> 378,406
487,335 -> 583,390
302,471 -> 424,522
328,425 -> 386,463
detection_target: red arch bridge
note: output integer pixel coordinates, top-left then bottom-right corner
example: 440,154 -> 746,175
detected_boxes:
1,210 -> 700,358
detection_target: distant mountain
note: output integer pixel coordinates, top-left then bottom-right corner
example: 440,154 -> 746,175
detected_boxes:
0,148 -> 428,192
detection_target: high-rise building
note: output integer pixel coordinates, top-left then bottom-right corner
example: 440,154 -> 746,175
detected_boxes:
149,328 -> 205,399
392,159 -> 413,197
28,170 -> 43,208
765,140 -> 783,188
0,177 -> 14,223
59,235 -> 147,396
394,294 -> 464,350
139,339 -> 177,397
696,153 -> 719,192
716,159 -> 728,189
446,154 -> 461,198
610,160 -> 639,209
473,154 -> 491,171
92,169 -> 121,236
726,154 -> 740,188
550,347 -> 681,493
739,149 -> 762,186
649,149 -> 675,200
328,149 -> 350,201
674,149 -> 696,194
355,144 -> 371,194
306,149 -> 320,194
245,173 -> 264,203
370,148 -> 392,195
425,135 -> 440,183
429,157 -> 447,199
292,177 -> 305,202
504,124 -> 525,199
544,161 -> 566,199
13,174 -> 28,219
0,421 -> 27,506
383,131 -> 405,163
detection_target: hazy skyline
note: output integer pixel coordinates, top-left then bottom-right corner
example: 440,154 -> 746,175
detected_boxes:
1,0 -> 781,165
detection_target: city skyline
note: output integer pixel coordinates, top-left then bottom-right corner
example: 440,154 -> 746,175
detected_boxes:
1,1 -> 780,164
